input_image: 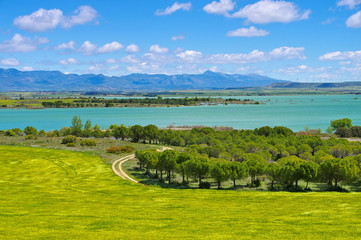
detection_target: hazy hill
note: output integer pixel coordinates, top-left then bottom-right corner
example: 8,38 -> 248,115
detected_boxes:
0,68 -> 287,91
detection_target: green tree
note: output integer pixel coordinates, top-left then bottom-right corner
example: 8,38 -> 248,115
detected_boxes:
244,153 -> 268,186
71,116 -> 83,137
188,156 -> 212,187
266,163 -> 281,190
112,124 -> 129,140
320,158 -> 360,188
330,118 -> 352,131
278,156 -> 304,188
159,150 -> 178,184
211,159 -> 231,189
144,124 -> 159,144
129,125 -> 144,143
300,161 -> 319,189
177,152 -> 192,184
229,161 -> 248,188
24,126 -> 38,136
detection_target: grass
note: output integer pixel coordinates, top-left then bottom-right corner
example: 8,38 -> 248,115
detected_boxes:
2,145 -> 361,239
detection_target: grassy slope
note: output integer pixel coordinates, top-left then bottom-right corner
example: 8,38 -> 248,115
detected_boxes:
1,145 -> 361,239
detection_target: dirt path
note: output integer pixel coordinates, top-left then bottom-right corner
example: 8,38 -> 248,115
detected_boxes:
112,154 -> 139,184
112,147 -> 172,184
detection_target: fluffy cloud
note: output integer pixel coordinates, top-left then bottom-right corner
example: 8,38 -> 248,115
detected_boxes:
270,46 -> 306,60
203,0 -> 235,16
97,41 -> 123,53
176,50 -> 203,62
56,41 -> 75,50
0,34 -> 48,52
149,44 -> 169,54
59,58 -> 79,65
231,0 -> 310,24
13,6 -> 97,32
78,41 -> 97,55
337,0 -> 361,9
207,50 -> 267,64
227,26 -> 270,37
125,44 -> 140,53
0,58 -> 20,66
346,11 -> 361,28
319,50 -> 361,61
171,35 -> 185,40
155,2 -> 192,16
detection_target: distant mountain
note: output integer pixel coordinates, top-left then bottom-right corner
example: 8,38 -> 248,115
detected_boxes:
270,81 -> 361,88
0,68 -> 287,91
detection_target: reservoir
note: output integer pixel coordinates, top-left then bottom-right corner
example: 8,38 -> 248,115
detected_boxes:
0,95 -> 360,131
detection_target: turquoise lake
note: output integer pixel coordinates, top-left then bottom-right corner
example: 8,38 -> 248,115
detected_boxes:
0,95 -> 360,131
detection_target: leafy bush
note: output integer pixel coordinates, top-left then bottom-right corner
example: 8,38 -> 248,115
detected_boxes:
106,145 -> 134,154
80,139 -> 97,147
199,182 -> 211,189
66,142 -> 76,147
24,135 -> 36,140
62,135 -> 77,144
253,178 -> 262,188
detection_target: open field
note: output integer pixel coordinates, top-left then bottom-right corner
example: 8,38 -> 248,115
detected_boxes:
1,145 -> 361,239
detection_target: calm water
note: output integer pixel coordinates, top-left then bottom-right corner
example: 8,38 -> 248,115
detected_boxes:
1,95 -> 360,131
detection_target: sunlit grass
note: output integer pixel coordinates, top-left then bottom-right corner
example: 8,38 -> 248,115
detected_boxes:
1,145 -> 361,239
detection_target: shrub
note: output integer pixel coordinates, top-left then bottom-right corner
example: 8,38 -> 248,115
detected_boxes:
62,135 -> 77,144
106,145 -> 135,154
80,139 -> 97,147
24,135 -> 36,140
253,178 -> 262,188
5,130 -> 15,137
335,127 -> 350,138
199,182 -> 211,189
66,142 -> 76,147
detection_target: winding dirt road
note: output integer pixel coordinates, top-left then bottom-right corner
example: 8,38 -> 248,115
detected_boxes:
112,147 -> 173,184
112,154 -> 139,184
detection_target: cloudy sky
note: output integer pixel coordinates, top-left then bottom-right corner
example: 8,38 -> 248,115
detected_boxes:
0,0 -> 361,82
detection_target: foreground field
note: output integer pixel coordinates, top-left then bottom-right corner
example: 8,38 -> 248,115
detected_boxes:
1,146 -> 361,239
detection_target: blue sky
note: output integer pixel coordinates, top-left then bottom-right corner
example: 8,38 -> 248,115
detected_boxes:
0,0 -> 361,82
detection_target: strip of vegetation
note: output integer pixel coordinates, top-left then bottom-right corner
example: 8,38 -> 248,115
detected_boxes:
0,96 -> 261,109
2,116 -> 361,192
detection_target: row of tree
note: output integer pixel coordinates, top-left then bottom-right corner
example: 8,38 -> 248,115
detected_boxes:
135,149 -> 360,190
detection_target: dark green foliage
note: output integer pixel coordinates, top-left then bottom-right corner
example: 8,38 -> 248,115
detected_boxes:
24,126 -> 38,136
80,139 -> 97,147
61,135 -> 77,144
335,127 -> 350,138
199,182 -> 211,189
330,118 -> 352,131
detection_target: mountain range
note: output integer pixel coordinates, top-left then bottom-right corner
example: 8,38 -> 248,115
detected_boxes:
0,68 -> 287,91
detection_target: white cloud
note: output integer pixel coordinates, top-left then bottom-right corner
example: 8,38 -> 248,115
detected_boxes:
14,8 -> 63,32
227,26 -> 270,37
176,50 -> 203,62
106,58 -> 117,64
56,41 -> 75,50
337,0 -> 361,9
171,35 -> 185,40
155,2 -> 192,16
125,44 -> 140,53
232,0 -> 310,24
149,44 -> 169,54
78,41 -> 97,55
203,0 -> 235,16
0,58 -> 20,66
0,34 -> 48,52
270,46 -> 306,60
109,65 -> 120,71
207,50 -> 267,64
319,50 -> 361,61
61,6 -> 98,29
22,66 -> 34,71
13,5 -> 97,32
97,41 -> 123,53
346,11 -> 361,28
59,58 -> 79,65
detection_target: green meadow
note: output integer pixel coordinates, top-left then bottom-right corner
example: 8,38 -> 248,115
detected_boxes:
1,145 -> 361,239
